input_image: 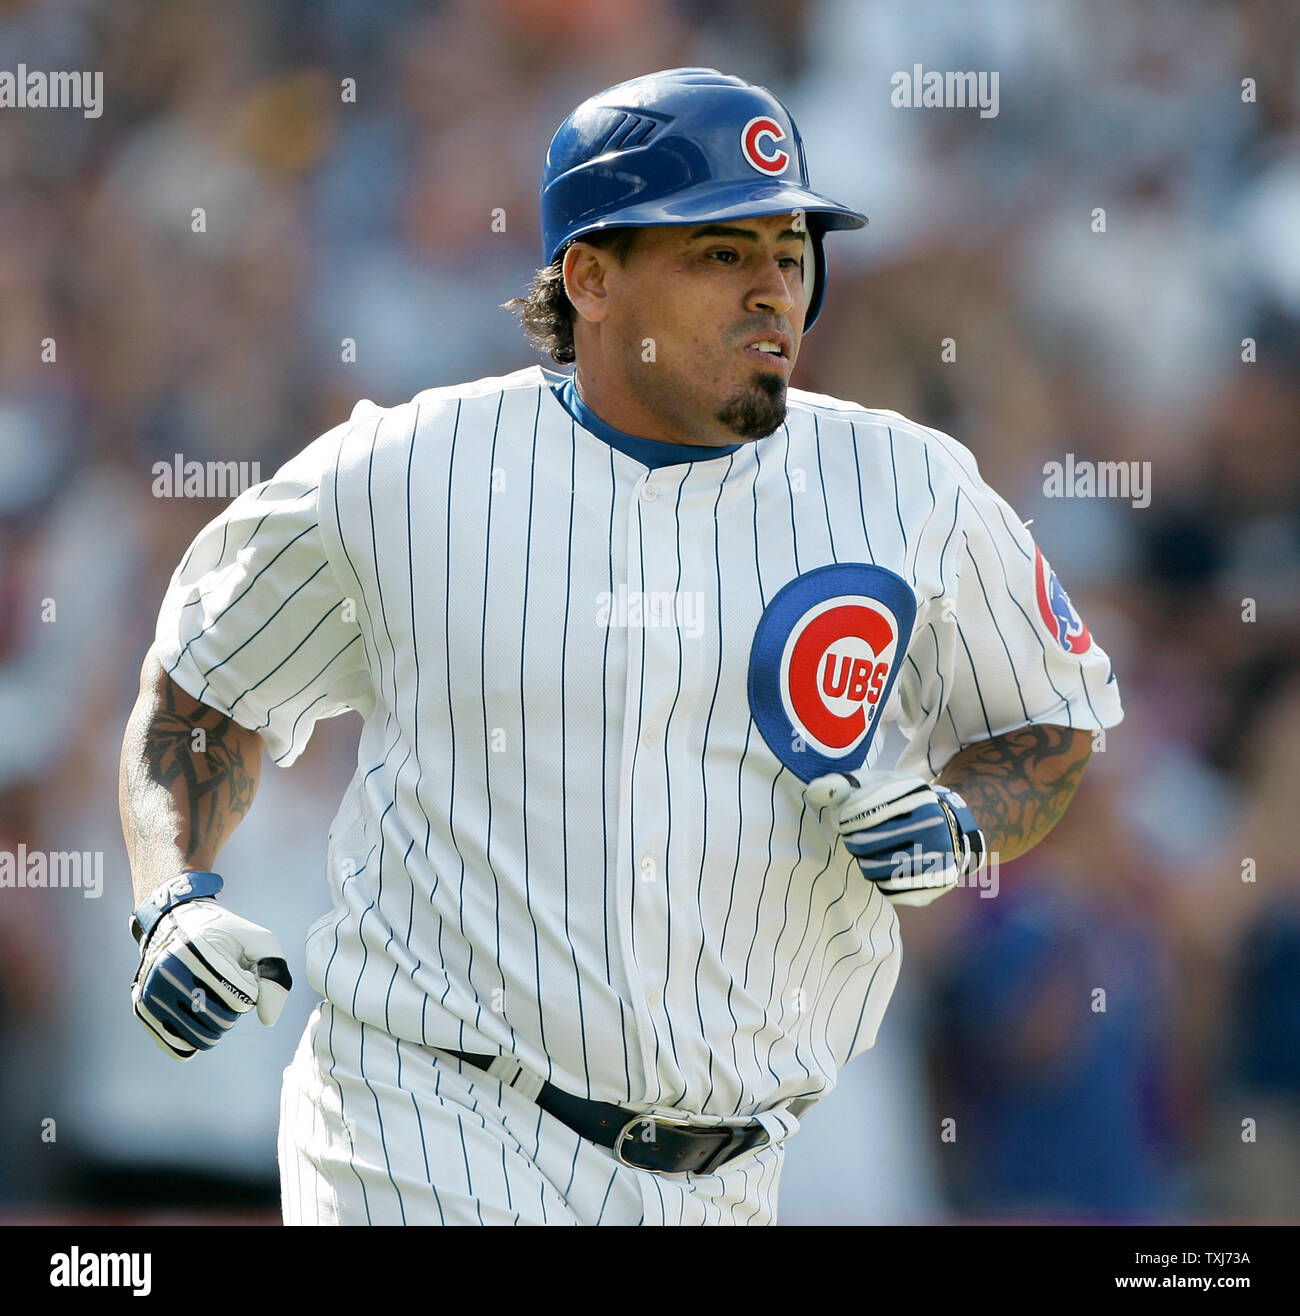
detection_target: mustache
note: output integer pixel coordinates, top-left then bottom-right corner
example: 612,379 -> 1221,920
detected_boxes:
729,320 -> 791,344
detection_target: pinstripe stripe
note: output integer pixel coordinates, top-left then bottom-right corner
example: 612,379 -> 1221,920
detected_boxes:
595,1164 -> 619,1224
628,478 -> 662,1106
849,421 -> 876,564
694,456 -> 735,1113
332,415 -> 384,671
358,1021 -> 405,1221
599,442 -> 634,1103
531,1105 -> 550,1225
843,893 -> 899,1055
400,1040 -> 445,1224
651,1174 -> 667,1224
961,539 -> 1031,722
758,802 -> 817,1090
887,427 -> 909,560
563,1140 -> 580,1199
781,423 -> 801,575
813,413 -> 837,562
474,393 -> 510,1048
1075,652 -> 1102,724
657,467 -> 692,1096
720,721 -> 756,1114
560,421 -> 592,1094
518,388 -> 548,1070
433,402 -> 464,1039
451,1101 -> 485,1226
755,442 -> 814,1092
325,1003 -> 371,1223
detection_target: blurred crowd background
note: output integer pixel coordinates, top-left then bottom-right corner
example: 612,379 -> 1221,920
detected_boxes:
1,0 -> 1297,1224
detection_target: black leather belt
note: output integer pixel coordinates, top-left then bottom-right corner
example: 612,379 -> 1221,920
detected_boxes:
441,1049 -> 770,1176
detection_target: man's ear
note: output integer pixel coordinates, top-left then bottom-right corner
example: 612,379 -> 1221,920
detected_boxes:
563,242 -> 613,325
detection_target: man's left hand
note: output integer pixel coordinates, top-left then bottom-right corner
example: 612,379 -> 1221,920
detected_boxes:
805,770 -> 985,907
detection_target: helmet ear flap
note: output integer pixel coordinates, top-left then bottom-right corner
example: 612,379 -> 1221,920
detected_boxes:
803,226 -> 829,329
802,231 -> 815,316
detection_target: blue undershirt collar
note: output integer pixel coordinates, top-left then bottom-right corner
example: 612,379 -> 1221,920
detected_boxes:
548,372 -> 741,470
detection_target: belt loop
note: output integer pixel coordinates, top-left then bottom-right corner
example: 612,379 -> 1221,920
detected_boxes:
753,1105 -> 800,1148
487,1054 -> 545,1103
486,1055 -> 516,1083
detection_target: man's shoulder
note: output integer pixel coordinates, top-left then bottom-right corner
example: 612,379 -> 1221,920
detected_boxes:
407,364 -> 547,410
261,368 -> 547,502
785,388 -> 959,451
342,364 -> 544,425
324,365 -> 548,460
785,390 -> 981,480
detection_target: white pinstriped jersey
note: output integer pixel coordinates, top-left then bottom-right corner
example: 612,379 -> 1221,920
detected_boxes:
154,363 -> 1122,1126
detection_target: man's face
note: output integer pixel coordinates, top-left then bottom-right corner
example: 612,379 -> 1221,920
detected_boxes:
580,214 -> 810,445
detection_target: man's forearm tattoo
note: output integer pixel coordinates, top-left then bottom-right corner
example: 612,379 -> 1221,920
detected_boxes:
936,724 -> 1092,861
136,680 -> 257,864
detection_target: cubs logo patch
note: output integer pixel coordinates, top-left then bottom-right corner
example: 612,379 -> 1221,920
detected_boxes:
1034,546 -> 1091,654
740,115 -> 790,175
748,564 -> 917,782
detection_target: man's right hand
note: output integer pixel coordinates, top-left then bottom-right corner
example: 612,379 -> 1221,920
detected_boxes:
131,873 -> 292,1060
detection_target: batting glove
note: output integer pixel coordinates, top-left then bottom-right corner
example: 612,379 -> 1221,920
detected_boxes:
130,871 -> 293,1060
806,771 -> 986,907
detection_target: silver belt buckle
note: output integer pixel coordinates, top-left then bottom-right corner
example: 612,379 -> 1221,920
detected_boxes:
613,1112 -> 701,1174
613,1113 -> 750,1175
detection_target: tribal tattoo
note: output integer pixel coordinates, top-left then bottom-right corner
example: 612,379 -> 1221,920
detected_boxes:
935,724 -> 1092,862
121,658 -> 262,882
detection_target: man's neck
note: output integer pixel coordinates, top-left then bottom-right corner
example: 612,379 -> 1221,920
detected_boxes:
572,368 -> 733,449
550,372 -> 740,469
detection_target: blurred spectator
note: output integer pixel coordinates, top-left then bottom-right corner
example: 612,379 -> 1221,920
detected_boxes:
930,861 -> 1182,1219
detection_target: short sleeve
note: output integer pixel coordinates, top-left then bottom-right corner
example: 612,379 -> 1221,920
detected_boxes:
153,426 -> 373,766
893,439 -> 1123,778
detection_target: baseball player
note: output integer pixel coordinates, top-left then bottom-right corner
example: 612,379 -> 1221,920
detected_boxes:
119,68 -> 1122,1226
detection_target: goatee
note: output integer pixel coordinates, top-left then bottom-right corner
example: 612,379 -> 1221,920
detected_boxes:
716,371 -> 787,440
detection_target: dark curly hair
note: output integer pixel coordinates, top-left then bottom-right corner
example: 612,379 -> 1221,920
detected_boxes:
503,228 -> 641,365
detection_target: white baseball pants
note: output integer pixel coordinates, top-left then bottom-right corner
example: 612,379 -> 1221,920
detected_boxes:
278,1002 -> 791,1225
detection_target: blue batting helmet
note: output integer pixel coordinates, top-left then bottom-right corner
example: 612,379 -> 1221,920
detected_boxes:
540,68 -> 867,330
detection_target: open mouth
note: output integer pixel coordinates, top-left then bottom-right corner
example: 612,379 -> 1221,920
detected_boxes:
742,338 -> 790,368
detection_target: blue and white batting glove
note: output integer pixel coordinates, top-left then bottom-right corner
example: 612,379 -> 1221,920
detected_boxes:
806,771 -> 986,907
130,871 -> 293,1060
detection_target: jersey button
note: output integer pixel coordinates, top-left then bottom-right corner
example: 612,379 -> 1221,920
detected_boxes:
641,726 -> 659,749
646,986 -> 663,1011
640,483 -> 659,502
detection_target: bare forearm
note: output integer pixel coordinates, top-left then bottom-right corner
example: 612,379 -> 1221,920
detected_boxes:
935,724 -> 1092,862
119,647 -> 263,903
